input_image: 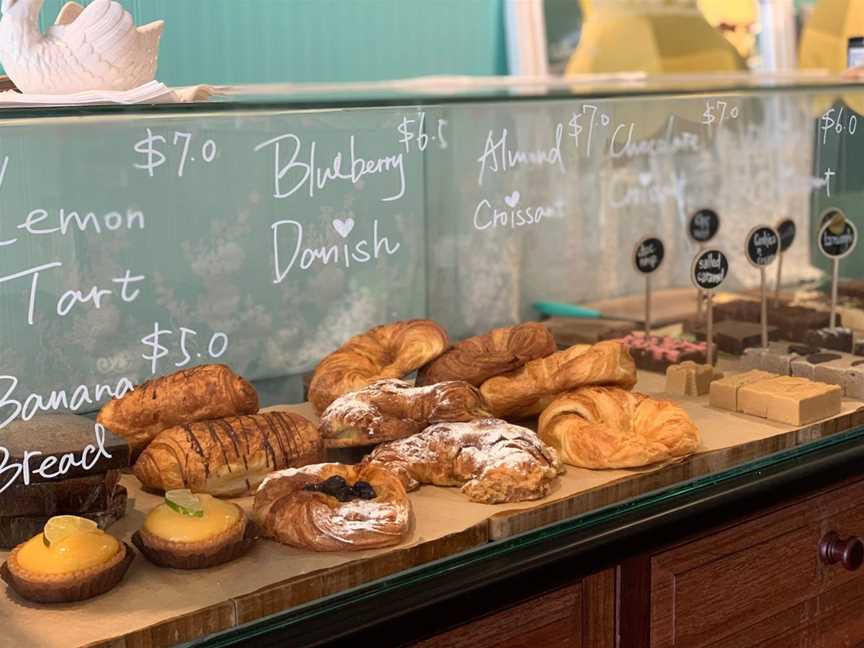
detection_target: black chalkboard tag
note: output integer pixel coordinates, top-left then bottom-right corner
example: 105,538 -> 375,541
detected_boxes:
690,249 -> 728,292
633,237 -> 665,274
818,210 -> 858,260
777,219 -> 796,252
818,209 -> 858,330
774,219 -> 796,302
688,209 -> 720,244
690,249 -> 728,366
745,225 -> 780,268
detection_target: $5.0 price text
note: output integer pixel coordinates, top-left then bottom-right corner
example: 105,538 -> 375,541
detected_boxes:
141,322 -> 229,374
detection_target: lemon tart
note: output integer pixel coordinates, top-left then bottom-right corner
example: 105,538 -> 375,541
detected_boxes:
1,515 -> 133,603
132,490 -> 251,569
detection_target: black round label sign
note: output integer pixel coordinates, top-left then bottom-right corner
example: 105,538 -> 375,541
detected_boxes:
776,218 -> 796,252
691,249 -> 729,291
688,209 -> 720,243
633,237 -> 665,274
818,209 -> 858,259
745,225 -> 780,267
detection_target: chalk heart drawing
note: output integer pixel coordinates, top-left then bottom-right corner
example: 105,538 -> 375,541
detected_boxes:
638,173 -> 653,187
504,191 -> 521,208
332,217 -> 355,239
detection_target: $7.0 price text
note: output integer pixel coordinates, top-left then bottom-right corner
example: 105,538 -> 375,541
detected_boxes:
134,129 -> 219,178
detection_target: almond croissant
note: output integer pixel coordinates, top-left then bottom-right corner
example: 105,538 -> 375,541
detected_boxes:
319,378 -> 492,447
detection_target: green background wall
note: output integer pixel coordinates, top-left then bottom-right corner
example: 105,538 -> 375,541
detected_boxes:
22,0 -> 508,85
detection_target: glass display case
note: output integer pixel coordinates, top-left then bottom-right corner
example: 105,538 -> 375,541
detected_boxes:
2,74 -> 864,648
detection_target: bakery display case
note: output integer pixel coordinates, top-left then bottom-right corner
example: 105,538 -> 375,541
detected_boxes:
2,74 -> 864,648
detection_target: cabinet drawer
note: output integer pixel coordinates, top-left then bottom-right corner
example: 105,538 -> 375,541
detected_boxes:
651,479 -> 864,648
411,569 -> 615,648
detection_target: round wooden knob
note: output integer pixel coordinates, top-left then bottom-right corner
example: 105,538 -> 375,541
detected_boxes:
819,532 -> 864,571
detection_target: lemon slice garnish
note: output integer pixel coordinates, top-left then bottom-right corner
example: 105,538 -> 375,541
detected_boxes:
43,515 -> 98,547
165,489 -> 204,518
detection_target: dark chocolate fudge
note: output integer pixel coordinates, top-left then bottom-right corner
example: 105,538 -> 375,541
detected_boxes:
713,300 -> 835,342
543,317 -> 634,347
805,327 -> 854,353
693,319 -> 780,355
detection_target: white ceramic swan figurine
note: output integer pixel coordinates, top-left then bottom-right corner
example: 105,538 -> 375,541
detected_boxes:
0,0 -> 163,94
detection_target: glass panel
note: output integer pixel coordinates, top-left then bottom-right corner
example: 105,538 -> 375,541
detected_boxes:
1,77 -> 862,646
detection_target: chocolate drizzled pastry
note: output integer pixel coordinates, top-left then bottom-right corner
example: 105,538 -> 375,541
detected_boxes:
133,411 -> 322,497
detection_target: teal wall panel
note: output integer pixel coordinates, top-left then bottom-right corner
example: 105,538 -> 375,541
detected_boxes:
22,0 -> 507,85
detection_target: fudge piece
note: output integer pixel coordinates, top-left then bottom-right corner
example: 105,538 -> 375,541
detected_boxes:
709,370 -> 778,411
0,471 -> 120,518
1,414 -> 129,483
692,320 -> 780,355
543,317 -> 633,347
737,376 -> 841,426
790,352 -> 844,380
613,332 -> 713,373
811,354 -> 864,400
805,327 -> 854,353
0,486 -> 127,550
740,343 -> 819,374
665,361 -> 724,396
713,300 -> 835,342
838,279 -> 864,300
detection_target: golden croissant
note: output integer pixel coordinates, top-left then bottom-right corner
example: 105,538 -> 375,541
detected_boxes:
480,341 -> 637,419
416,322 -> 556,387
308,319 -> 449,413
538,386 -> 700,469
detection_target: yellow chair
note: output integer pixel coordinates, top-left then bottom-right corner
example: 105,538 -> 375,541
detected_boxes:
566,0 -> 746,75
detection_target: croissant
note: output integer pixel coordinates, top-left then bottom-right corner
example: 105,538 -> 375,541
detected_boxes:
253,463 -> 411,551
538,386 -> 700,469
320,378 -> 492,447
133,412 -> 322,497
363,418 -> 562,503
416,322 -> 556,387
308,319 -> 449,413
480,341 -> 637,419
97,364 -> 259,454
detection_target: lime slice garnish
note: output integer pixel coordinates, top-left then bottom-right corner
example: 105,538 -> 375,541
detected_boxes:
43,515 -> 98,547
165,489 -> 204,518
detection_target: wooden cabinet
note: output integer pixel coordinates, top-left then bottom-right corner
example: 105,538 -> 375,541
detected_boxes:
650,479 -> 864,648
409,570 -> 616,648
412,478 -> 864,648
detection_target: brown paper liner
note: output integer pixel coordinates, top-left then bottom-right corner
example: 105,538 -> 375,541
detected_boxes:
1,542 -> 134,604
131,526 -> 256,570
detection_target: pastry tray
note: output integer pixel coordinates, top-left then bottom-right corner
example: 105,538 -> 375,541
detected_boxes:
2,361 -> 863,648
